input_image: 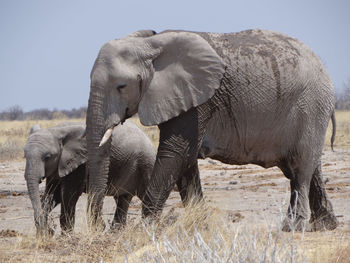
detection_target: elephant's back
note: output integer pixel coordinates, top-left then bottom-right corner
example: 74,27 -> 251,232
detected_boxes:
201,29 -> 334,113
199,29 -> 312,68
200,30 -> 335,167
203,29 -> 333,97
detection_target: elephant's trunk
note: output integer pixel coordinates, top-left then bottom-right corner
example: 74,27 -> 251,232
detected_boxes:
24,161 -> 46,234
86,86 -> 111,229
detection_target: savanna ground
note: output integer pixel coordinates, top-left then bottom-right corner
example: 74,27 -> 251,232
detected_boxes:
0,112 -> 349,262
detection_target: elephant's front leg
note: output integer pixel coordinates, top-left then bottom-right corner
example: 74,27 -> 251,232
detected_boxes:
60,165 -> 85,233
39,178 -> 61,236
110,194 -> 133,230
176,160 -> 203,206
142,109 -> 204,217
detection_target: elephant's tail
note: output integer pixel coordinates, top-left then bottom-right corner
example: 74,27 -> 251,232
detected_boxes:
331,111 -> 336,152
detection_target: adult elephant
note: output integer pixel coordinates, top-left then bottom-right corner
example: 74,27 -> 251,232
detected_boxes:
24,121 -> 155,236
86,29 -> 338,231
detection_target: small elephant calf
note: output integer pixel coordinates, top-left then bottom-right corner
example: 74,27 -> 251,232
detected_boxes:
24,121 -> 155,235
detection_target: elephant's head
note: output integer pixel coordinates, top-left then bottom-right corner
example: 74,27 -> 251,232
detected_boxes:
86,29 -> 225,222
24,124 -> 87,235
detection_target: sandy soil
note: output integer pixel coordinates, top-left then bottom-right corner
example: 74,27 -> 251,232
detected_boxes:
0,148 -> 349,238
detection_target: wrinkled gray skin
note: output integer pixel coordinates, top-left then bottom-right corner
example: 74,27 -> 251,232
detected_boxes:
24,121 -> 155,236
199,112 -> 337,231
86,29 -> 338,231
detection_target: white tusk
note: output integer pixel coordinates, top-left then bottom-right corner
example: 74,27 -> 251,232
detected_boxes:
99,127 -> 114,147
80,129 -> 86,139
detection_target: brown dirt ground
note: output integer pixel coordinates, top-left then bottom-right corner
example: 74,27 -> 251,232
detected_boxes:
0,148 -> 349,241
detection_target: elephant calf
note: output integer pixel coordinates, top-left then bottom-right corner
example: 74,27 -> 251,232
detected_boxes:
24,121 -> 155,235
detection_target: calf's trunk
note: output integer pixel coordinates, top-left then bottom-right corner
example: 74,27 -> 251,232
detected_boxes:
25,161 -> 48,236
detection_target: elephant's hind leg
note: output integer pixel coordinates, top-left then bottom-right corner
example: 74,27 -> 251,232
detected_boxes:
309,164 -> 338,231
111,194 -> 132,230
279,158 -> 313,232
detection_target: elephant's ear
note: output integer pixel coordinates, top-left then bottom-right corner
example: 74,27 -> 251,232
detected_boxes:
138,31 -> 226,126
57,126 -> 87,178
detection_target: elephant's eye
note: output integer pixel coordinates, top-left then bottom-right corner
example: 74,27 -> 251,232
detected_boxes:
42,153 -> 51,161
116,84 -> 127,92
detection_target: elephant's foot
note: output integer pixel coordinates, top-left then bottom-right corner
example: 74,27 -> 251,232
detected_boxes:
88,216 -> 106,232
141,195 -> 164,220
110,221 -> 126,231
309,212 -> 338,231
60,225 -> 74,236
36,226 -> 55,239
141,212 -> 161,227
282,216 -> 310,232
93,220 -> 106,232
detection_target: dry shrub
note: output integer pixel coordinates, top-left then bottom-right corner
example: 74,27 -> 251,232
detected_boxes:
329,245 -> 350,263
308,232 -> 350,263
0,138 -> 23,160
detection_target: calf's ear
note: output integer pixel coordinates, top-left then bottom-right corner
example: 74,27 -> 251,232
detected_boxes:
52,125 -> 87,177
58,139 -> 87,177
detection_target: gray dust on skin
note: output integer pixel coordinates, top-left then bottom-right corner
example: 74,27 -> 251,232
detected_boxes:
198,29 -> 333,167
195,29 -> 337,231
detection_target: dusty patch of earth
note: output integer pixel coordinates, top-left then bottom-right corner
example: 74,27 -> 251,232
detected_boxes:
0,148 -> 349,238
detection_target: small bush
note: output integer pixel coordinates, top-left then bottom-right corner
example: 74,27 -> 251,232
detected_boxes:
0,139 -> 24,160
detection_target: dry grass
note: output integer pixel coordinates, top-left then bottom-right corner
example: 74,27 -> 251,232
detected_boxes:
310,235 -> 350,263
0,202 -> 349,262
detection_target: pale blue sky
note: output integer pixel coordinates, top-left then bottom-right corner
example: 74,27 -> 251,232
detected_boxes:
0,0 -> 349,111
